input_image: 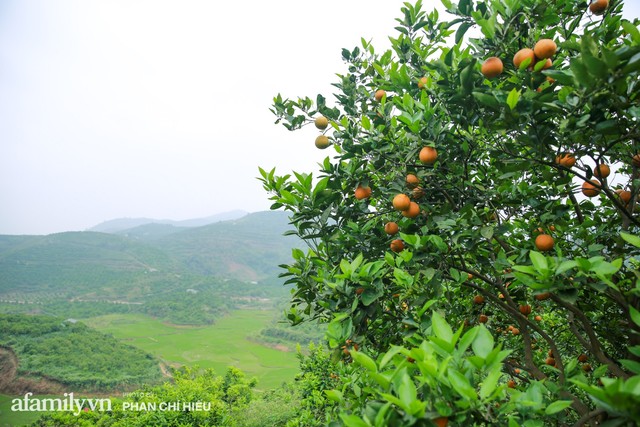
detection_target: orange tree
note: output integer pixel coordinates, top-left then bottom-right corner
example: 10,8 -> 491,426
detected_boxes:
261,0 -> 640,425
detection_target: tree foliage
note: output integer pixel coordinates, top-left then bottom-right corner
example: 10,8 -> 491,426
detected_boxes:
262,0 -> 640,425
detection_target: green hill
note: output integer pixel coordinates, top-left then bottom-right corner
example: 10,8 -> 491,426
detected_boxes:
152,211 -> 297,281
0,313 -> 163,392
0,211 -> 299,324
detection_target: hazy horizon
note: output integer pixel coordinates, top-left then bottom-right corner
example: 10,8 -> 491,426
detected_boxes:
2,1 -> 638,235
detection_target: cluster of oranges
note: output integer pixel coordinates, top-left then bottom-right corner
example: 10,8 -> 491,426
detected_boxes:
313,116 -> 330,149
481,37 -> 557,80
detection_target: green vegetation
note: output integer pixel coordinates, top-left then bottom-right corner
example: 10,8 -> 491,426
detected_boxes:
261,0 -> 640,425
0,314 -> 163,391
0,211 -> 296,325
84,310 -> 301,390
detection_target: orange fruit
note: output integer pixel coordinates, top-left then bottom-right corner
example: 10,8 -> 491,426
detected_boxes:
578,354 -> 588,363
589,0 -> 609,15
419,146 -> 438,164
616,189 -> 632,203
507,379 -> 517,388
473,295 -> 485,305
513,48 -> 535,69
417,76 -> 428,89
535,234 -> 554,251
314,116 -> 329,130
534,39 -> 557,60
582,363 -> 592,372
582,180 -> 601,197
392,194 -> 411,211
519,304 -> 532,316
315,135 -> 330,149
534,315 -> 542,321
481,57 -> 504,78
402,202 -> 420,218
478,314 -> 489,323
384,222 -> 399,235
542,58 -> 553,69
632,154 -> 640,167
374,89 -> 386,102
593,164 -> 610,179
406,173 -> 420,188
434,417 -> 449,427
555,153 -> 576,168
511,328 -> 520,335
534,292 -> 551,301
390,239 -> 405,253
354,185 -> 372,200
545,357 -> 556,366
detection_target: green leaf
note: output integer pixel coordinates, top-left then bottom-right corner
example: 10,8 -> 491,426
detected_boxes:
351,351 -> 378,373
622,20 -> 640,44
506,88 -> 521,110
621,232 -> 640,248
325,389 -> 343,403
431,311 -> 453,342
630,306 -> 640,327
448,369 -> 477,400
555,260 -> 577,275
473,91 -> 500,109
472,325 -> 494,359
480,226 -> 494,239
455,22 -> 473,44
530,250 -> 548,273
545,400 -> 573,415
340,414 -> 370,427
479,365 -> 502,400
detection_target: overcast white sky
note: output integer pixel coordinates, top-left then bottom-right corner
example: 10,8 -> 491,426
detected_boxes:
1,1 -> 639,235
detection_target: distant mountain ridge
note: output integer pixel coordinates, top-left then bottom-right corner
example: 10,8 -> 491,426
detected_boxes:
0,211 -> 298,304
90,209 -> 248,233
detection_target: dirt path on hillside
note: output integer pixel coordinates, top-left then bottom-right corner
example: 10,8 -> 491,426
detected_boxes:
0,346 -> 65,394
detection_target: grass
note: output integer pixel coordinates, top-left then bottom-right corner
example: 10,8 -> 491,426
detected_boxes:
83,309 -> 300,391
0,394 -> 53,427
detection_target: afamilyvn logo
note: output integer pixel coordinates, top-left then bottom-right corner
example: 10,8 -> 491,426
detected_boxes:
11,392 -> 112,416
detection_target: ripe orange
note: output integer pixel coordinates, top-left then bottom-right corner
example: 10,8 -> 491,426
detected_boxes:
354,185 -> 372,200
473,295 -> 485,305
406,173 -> 420,188
314,116 -> 329,130
581,180 -> 601,197
519,304 -> 532,316
481,57 -> 504,78
534,39 -> 557,60
632,154 -> 640,167
593,164 -> 610,179
534,292 -> 551,301
545,357 -> 556,366
578,354 -> 588,363
542,58 -> 553,70
535,234 -> 554,251
555,153 -> 576,168
511,328 -> 520,335
534,315 -> 542,321
374,89 -> 386,102
513,48 -> 535,69
616,189 -> 632,203
392,194 -> 411,211
507,379 -> 517,388
479,314 -> 489,323
434,417 -> 449,427
589,0 -> 609,15
417,76 -> 428,89
402,202 -> 421,218
390,239 -> 405,253
315,135 -> 330,149
419,146 -> 438,164
384,222 -> 399,235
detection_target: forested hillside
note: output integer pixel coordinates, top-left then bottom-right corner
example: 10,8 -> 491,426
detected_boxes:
0,314 -> 163,391
0,210 -> 297,324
